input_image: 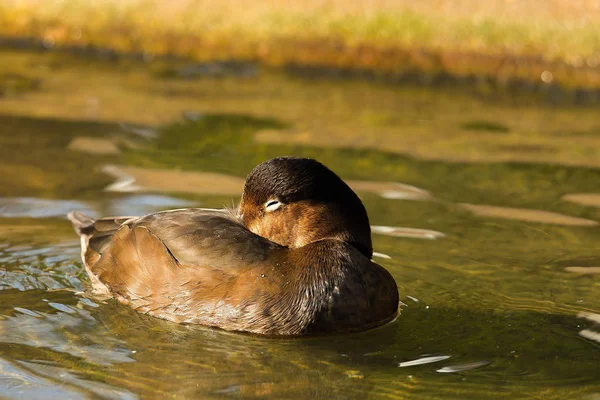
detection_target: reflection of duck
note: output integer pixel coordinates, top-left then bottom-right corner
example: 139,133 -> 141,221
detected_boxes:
69,157 -> 399,335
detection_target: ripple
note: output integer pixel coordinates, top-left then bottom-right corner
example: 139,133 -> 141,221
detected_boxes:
67,136 -> 120,155
347,181 -> 433,201
459,203 -> 599,226
101,164 -> 434,203
579,329 -> 600,344
372,251 -> 392,260
102,165 -> 245,195
398,355 -> 451,367
106,194 -> 196,216
0,291 -> 135,366
0,197 -> 95,219
118,123 -> 158,139
562,193 -> 600,208
436,360 -> 491,373
371,225 -> 446,239
578,312 -> 600,324
566,266 -> 600,275
17,361 -> 138,400
0,357 -> 87,400
13,307 -> 43,318
0,243 -> 83,291
48,302 -> 77,314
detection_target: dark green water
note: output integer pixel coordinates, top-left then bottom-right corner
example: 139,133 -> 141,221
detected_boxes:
0,49 -> 599,399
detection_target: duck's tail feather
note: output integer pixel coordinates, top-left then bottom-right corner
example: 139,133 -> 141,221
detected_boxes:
68,211 -> 96,236
68,211 -> 134,297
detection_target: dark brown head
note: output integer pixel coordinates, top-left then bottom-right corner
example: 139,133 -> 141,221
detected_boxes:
239,157 -> 372,258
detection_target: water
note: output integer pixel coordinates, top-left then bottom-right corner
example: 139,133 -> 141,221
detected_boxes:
0,49 -> 599,399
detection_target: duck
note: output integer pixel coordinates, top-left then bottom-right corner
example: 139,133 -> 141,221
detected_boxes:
68,157 -> 399,335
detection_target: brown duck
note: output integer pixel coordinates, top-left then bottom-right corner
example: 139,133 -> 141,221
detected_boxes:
69,157 -> 399,335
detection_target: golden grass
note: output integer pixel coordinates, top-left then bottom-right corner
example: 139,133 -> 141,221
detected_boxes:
1,0 -> 600,88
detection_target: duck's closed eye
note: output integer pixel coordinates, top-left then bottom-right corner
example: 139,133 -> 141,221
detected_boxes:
265,199 -> 282,212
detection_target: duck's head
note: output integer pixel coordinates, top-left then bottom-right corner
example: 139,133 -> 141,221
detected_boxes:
239,157 -> 372,258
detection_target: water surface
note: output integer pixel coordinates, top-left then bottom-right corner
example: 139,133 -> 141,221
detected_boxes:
0,49 -> 599,399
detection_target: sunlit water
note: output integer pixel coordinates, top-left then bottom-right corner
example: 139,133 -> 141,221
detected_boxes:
0,49 -> 599,399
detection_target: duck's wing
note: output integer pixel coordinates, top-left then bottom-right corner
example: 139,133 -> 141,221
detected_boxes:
69,209 -> 285,326
69,208 -> 278,271
130,208 -> 280,269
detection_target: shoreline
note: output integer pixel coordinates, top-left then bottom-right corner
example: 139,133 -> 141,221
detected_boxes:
1,0 -> 599,92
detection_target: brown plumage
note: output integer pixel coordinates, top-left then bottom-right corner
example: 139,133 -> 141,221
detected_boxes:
69,157 -> 399,335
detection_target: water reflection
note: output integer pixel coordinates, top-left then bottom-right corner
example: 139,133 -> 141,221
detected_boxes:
104,194 -> 195,217
1,238 -> 598,399
100,164 -> 434,203
563,193 -> 600,208
578,312 -> 600,344
67,136 -> 121,155
0,290 -> 134,366
398,355 -> 451,367
436,361 -> 491,373
0,197 -> 95,219
0,195 -> 196,223
0,243 -> 82,291
0,287 -> 598,399
0,358 -> 93,400
566,266 -> 600,275
101,165 -> 246,195
459,203 -> 599,226
371,226 -> 446,240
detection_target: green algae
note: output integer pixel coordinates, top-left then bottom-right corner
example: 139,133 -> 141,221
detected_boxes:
460,120 -> 510,133
0,115 -> 118,199
0,73 -> 40,97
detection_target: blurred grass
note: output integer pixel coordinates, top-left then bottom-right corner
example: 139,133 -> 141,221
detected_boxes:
1,0 -> 600,89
